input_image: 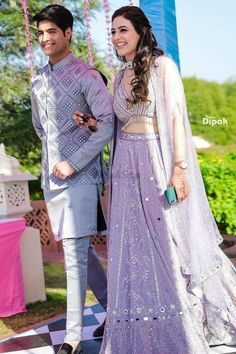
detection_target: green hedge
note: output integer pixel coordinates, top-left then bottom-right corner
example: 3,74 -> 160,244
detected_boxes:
198,148 -> 236,235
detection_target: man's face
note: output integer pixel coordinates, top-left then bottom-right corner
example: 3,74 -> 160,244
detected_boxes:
37,20 -> 72,64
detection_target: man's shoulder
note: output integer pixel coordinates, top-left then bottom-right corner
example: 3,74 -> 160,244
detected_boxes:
74,58 -> 91,70
70,56 -> 94,76
30,56 -> 96,85
31,64 -> 48,85
73,60 -> 107,86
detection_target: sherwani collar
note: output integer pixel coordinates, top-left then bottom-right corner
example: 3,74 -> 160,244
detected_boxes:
48,52 -> 75,72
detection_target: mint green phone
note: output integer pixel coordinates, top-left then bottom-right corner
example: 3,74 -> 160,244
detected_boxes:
164,186 -> 178,205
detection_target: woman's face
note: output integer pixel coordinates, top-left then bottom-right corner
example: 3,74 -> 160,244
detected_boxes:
111,16 -> 140,61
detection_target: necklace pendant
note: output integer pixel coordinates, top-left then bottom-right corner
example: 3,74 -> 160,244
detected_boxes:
122,61 -> 133,70
126,61 -> 133,69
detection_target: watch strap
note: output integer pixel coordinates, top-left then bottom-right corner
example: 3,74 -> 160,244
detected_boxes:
174,160 -> 187,170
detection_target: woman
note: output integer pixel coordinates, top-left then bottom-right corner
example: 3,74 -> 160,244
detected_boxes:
75,6 -> 236,354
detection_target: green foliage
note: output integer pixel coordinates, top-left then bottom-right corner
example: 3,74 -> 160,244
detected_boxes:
0,1 -> 54,64
198,148 -> 236,234
43,262 -> 66,289
0,66 -> 40,157
183,77 -> 236,145
103,144 -> 110,165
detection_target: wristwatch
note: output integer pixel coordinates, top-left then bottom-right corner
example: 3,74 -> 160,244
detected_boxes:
174,160 -> 187,170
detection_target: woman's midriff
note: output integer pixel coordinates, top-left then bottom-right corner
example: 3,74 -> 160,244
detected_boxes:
121,115 -> 158,134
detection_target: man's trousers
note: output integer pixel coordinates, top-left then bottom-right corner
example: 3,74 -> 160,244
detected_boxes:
62,236 -> 107,343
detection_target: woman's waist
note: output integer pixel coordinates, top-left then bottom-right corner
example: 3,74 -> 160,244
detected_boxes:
121,114 -> 158,134
119,132 -> 159,141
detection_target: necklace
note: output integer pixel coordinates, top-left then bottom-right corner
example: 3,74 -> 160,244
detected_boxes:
121,61 -> 133,69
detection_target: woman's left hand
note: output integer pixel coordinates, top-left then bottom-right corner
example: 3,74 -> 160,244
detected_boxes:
170,167 -> 189,202
73,111 -> 97,130
73,111 -> 87,127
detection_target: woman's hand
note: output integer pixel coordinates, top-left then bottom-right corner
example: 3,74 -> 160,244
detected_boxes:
73,110 -> 87,128
169,166 -> 189,202
73,111 -> 97,131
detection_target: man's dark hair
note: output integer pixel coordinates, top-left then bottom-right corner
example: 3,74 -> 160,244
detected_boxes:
33,5 -> 74,33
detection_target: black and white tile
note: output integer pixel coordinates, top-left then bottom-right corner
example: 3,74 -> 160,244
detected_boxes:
1,304 -> 236,354
0,304 -> 105,354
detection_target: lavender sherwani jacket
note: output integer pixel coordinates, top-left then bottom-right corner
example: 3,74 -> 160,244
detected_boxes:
31,52 -> 114,191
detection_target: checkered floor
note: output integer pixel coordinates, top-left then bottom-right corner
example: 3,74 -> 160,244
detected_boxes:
1,304 -> 236,354
0,304 -> 105,354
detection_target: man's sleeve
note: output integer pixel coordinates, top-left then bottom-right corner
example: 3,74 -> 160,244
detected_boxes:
31,83 -> 45,140
68,69 -> 114,171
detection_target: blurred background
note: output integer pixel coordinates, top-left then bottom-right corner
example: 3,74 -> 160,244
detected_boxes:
0,0 -> 236,341
0,0 -> 235,234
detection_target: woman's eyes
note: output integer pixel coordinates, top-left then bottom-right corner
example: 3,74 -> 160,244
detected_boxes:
111,29 -> 127,35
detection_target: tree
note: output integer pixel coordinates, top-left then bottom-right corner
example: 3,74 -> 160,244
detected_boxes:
183,77 -> 236,145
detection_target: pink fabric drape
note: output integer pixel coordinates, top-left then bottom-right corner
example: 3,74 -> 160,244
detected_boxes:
0,219 -> 26,317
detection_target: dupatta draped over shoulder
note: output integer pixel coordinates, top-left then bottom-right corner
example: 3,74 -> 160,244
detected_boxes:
150,55 -> 223,289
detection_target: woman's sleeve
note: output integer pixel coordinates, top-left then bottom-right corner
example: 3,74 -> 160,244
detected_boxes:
162,56 -> 187,123
161,56 -> 188,160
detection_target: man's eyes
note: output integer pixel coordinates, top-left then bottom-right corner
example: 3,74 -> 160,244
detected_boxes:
37,30 -> 56,36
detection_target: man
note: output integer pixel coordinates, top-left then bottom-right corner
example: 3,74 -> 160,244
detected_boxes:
31,5 -> 113,354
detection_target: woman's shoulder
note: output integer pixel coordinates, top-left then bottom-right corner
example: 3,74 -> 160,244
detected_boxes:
153,54 -> 178,70
113,70 -> 124,89
115,69 -> 124,79
115,69 -> 124,75
153,55 -> 180,80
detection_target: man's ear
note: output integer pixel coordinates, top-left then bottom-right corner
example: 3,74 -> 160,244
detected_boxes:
65,27 -> 72,41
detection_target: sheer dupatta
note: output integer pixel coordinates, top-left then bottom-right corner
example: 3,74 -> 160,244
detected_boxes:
151,57 -> 236,341
150,55 -> 223,292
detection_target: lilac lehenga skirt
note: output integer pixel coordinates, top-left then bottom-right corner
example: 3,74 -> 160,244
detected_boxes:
99,132 -> 236,354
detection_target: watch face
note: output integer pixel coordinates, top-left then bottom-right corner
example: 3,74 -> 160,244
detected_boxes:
181,161 -> 187,169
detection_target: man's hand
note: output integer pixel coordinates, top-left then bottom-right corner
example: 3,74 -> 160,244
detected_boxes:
53,161 -> 76,180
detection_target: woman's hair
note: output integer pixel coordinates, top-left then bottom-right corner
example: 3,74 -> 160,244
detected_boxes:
112,6 -> 163,105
